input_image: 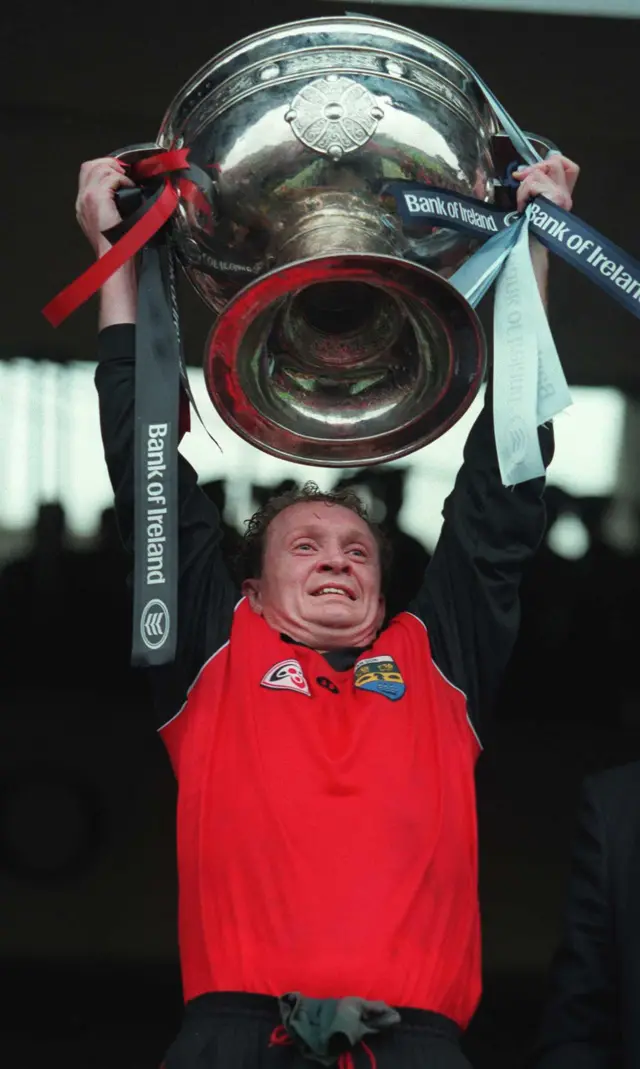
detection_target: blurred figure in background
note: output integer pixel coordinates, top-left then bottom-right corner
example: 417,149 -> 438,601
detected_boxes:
532,761 -> 640,1069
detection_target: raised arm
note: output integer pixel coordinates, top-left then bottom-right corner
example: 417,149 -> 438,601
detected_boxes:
409,388 -> 552,737
408,154 -> 579,739
78,159 -> 239,720
531,777 -> 621,1069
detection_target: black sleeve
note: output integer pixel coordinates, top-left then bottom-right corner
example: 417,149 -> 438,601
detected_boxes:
531,779 -> 621,1069
94,325 -> 239,724
408,387 -> 553,737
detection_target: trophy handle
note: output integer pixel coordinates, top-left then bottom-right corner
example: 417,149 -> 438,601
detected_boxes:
491,131 -> 561,209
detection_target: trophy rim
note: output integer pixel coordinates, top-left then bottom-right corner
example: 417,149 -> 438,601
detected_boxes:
157,14 -> 498,146
204,253 -> 487,468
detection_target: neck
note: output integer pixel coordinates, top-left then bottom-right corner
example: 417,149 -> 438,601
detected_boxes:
260,606 -> 378,652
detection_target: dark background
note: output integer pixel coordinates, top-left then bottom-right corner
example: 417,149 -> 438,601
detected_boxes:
2,2 -> 640,1066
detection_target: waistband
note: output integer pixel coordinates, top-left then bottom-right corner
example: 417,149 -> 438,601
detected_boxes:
183,991 -> 462,1044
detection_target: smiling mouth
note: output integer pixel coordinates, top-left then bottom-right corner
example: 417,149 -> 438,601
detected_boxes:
311,586 -> 356,601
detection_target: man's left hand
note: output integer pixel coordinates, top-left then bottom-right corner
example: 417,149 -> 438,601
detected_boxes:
512,154 -> 580,213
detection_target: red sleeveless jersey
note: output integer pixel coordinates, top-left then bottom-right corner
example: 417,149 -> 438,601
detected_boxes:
161,600 -> 481,1026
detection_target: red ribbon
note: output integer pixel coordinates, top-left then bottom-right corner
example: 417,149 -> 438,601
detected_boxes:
42,148 -> 195,327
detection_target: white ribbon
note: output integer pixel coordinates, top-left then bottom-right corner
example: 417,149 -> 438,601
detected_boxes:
450,208 -> 572,486
492,211 -> 572,485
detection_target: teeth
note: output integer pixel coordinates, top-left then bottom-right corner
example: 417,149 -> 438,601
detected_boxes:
317,587 -> 348,596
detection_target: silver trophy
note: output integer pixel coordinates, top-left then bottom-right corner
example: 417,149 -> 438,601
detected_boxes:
117,14 -> 551,466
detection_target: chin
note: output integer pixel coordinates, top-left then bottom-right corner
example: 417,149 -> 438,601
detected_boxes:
313,602 -> 359,622
317,613 -> 377,642
314,615 -> 359,633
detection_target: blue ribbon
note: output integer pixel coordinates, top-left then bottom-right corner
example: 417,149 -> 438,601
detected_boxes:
448,218 -> 524,307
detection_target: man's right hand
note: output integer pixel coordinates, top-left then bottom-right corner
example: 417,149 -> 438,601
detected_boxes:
76,157 -> 136,256
76,157 -> 139,326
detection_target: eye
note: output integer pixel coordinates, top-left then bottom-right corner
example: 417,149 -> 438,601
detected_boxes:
348,546 -> 367,558
294,541 -> 316,552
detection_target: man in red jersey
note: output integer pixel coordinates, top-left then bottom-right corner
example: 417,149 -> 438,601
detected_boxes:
79,152 -> 578,1068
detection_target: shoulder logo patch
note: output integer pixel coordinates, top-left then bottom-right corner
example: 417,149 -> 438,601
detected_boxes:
354,654 -> 405,701
261,659 -> 311,697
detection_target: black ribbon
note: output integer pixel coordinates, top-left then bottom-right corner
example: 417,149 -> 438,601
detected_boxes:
131,239 -> 180,666
107,158 -> 221,667
111,161 -> 221,453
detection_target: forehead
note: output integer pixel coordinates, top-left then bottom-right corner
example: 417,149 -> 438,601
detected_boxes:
267,500 -> 374,543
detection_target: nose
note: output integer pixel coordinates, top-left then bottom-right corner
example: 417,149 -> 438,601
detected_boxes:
318,550 -> 351,574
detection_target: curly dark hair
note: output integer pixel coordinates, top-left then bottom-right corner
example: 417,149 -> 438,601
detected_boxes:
237,481 -> 393,590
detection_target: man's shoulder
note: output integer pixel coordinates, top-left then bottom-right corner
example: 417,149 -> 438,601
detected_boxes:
583,759 -> 640,825
381,609 -> 432,647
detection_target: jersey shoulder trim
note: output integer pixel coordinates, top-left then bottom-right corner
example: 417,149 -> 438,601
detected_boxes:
403,611 -> 482,751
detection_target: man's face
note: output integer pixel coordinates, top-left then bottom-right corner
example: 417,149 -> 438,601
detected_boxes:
243,501 -> 385,650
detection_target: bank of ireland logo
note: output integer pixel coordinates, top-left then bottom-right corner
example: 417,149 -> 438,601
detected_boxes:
506,415 -> 529,466
261,659 -> 310,697
140,598 -> 170,650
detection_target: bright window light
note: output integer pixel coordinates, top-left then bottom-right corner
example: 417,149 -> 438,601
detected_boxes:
546,512 -> 592,560
0,361 -> 627,552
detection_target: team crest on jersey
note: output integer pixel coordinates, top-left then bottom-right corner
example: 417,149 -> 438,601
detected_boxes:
261,659 -> 311,696
354,654 -> 405,701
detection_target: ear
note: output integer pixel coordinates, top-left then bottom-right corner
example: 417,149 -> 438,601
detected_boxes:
242,578 -> 264,615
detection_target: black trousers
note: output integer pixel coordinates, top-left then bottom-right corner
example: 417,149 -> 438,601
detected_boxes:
163,993 -> 473,1069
